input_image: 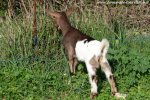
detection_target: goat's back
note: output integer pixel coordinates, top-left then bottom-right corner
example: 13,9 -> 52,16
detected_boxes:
62,27 -> 94,49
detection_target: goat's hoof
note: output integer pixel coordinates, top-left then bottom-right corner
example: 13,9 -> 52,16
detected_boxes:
70,72 -> 76,76
90,92 -> 97,99
114,92 -> 127,100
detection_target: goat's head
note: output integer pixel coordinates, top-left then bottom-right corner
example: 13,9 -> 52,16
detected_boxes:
46,7 -> 76,35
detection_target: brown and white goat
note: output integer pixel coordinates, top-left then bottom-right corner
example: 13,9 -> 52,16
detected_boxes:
46,7 -> 126,99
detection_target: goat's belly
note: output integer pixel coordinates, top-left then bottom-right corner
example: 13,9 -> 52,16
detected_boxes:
75,39 -> 101,61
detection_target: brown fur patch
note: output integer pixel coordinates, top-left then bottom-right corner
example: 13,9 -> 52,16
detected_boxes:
89,56 -> 99,69
100,62 -> 111,70
92,75 -> 97,83
110,75 -> 114,80
98,55 -> 103,63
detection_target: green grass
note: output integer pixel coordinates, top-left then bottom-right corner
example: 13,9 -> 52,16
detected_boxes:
0,9 -> 150,100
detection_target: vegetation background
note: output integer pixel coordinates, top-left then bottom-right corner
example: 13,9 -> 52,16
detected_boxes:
0,0 -> 150,100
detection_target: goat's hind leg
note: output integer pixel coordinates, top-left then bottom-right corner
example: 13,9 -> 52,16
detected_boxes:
86,61 -> 98,99
99,57 -> 117,96
100,56 -> 126,99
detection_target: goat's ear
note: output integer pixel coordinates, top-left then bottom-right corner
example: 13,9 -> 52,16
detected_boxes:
65,6 -> 76,16
45,9 -> 59,18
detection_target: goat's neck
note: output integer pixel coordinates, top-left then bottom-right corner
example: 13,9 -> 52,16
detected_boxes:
58,17 -> 72,36
60,24 -> 71,36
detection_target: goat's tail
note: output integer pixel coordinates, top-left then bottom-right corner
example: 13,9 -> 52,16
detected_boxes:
100,39 -> 109,57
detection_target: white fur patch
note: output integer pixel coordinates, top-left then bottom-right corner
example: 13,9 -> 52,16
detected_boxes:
91,82 -> 98,93
86,62 -> 96,76
75,39 -> 109,62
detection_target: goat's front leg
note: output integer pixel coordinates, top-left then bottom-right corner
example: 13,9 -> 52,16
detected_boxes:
68,58 -> 74,74
65,47 -> 77,74
73,58 -> 78,74
68,57 -> 78,74
86,62 -> 98,99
